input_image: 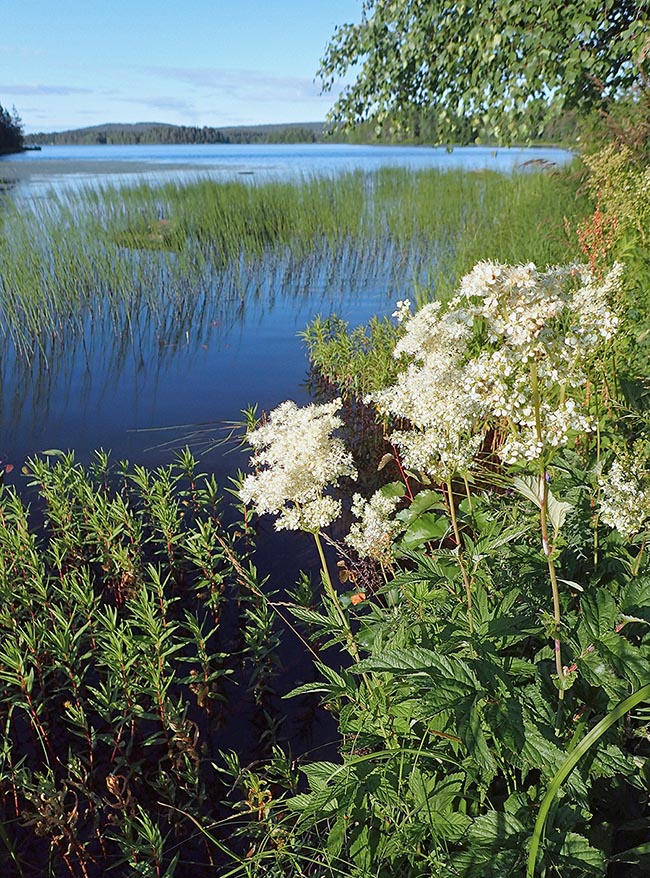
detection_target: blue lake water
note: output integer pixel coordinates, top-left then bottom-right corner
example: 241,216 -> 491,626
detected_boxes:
0,143 -> 573,481
2,141 -> 571,195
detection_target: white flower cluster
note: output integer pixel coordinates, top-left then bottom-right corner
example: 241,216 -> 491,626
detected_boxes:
240,399 -> 357,532
458,261 -> 620,465
599,459 -> 650,538
369,304 -> 482,479
372,260 -> 621,474
346,490 -> 404,563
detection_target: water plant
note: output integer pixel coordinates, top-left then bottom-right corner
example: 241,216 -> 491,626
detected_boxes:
0,166 -> 587,365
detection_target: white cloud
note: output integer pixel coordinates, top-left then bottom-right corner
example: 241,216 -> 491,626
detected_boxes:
0,83 -> 93,96
136,65 -> 335,104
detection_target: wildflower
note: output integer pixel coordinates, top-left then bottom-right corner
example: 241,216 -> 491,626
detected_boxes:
346,490 -> 404,562
240,399 -> 356,532
599,459 -> 650,538
392,299 -> 412,324
369,305 -> 482,480
370,260 -> 622,479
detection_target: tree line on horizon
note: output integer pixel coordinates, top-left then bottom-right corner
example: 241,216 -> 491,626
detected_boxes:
22,112 -> 584,149
0,103 -> 24,154
25,122 -> 322,147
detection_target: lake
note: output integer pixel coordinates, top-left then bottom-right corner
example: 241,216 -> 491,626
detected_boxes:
1,141 -> 571,197
0,143 -> 573,482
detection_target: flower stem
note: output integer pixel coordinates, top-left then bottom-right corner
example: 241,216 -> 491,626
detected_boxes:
633,539 -> 646,577
539,473 -> 566,702
530,361 -> 565,704
313,531 -> 369,678
446,478 -> 474,636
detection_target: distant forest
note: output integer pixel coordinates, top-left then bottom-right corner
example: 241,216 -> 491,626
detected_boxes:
23,111 -> 581,148
26,122 -> 325,146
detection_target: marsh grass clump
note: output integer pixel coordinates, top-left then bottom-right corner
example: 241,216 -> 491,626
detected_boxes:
0,166 -> 588,362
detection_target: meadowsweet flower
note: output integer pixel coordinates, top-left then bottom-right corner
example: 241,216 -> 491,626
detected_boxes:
599,459 -> 650,538
369,305 -> 483,480
240,399 -> 356,532
392,299 -> 412,324
369,260 -> 621,478
346,490 -> 404,562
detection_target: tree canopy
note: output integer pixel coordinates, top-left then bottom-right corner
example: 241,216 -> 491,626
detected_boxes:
0,103 -> 24,153
319,1 -> 650,143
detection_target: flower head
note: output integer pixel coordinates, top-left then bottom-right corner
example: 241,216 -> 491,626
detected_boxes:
240,399 -> 356,532
599,458 -> 650,538
346,490 -> 404,563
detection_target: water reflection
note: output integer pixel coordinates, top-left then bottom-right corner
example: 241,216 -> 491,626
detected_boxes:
0,237 -> 417,474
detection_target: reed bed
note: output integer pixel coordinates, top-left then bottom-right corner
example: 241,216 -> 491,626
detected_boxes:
0,166 -> 590,362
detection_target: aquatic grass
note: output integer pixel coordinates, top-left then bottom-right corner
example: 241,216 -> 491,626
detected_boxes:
0,165 -> 590,364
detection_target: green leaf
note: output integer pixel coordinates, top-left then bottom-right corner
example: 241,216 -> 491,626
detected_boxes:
580,590 -> 618,642
456,696 -> 498,781
512,476 -> 572,533
512,475 -> 542,509
621,577 -> 650,622
553,831 -> 607,873
596,633 -> 650,689
547,490 -> 573,533
401,512 -> 450,547
469,810 -> 525,846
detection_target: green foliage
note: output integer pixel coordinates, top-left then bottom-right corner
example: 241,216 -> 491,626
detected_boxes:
0,450 -> 288,875
0,102 -> 23,154
230,463 -> 650,877
320,1 -> 650,143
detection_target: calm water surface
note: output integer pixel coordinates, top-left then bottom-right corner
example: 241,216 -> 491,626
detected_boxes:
2,141 -> 571,196
0,143 -> 573,479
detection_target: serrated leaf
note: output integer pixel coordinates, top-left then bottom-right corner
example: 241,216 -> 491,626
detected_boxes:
596,633 -> 650,689
553,831 -> 607,873
402,512 -> 450,547
621,577 -> 650,622
456,697 -> 498,781
580,590 -> 618,641
379,480 -> 406,498
512,476 -> 572,533
512,475 -> 542,509
405,489 -> 446,516
284,681 -> 335,698
289,605 -> 332,627
469,810 -> 525,846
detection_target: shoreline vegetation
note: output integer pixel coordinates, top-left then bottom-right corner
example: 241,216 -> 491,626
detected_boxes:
3,3 -> 650,872
0,165 -> 587,361
0,158 -> 616,878
4,98 -> 650,878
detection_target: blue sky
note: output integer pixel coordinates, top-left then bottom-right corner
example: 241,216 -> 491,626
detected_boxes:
2,1 -> 361,133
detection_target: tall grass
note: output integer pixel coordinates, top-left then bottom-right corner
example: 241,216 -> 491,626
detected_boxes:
0,166 -> 590,362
